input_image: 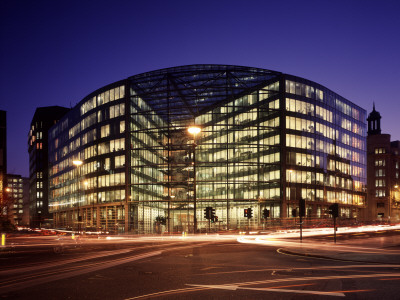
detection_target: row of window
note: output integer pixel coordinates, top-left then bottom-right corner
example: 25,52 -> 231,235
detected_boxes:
285,80 -> 364,122
286,187 -> 364,205
69,103 -> 125,140
80,85 -> 125,116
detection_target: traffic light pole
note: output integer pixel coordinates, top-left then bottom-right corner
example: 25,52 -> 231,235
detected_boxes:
328,203 -> 339,243
333,216 -> 337,244
299,214 -> 303,242
299,199 -> 305,242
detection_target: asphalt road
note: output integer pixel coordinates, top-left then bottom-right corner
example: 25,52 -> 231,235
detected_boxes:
1,233 -> 400,299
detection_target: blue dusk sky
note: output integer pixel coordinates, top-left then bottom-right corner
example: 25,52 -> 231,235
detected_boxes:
1,0 -> 400,177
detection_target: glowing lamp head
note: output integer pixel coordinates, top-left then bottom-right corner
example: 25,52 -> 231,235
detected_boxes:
188,126 -> 201,136
73,160 -> 83,166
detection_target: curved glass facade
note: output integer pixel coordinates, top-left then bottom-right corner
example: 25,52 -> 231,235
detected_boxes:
48,65 -> 366,233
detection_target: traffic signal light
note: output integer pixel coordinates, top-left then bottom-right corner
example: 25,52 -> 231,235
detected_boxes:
204,207 -> 215,220
262,209 -> 270,219
204,207 -> 212,219
244,208 -> 248,218
292,209 -> 297,218
299,199 -> 305,217
247,208 -> 253,219
329,203 -> 339,218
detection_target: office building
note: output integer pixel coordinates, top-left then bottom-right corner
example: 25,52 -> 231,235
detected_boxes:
0,110 -> 7,226
48,65 -> 367,233
6,174 -> 29,226
28,106 -> 70,227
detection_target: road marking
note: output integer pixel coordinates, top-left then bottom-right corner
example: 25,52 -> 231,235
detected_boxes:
201,267 -> 221,270
268,283 -> 314,289
187,284 -> 346,297
125,287 -> 210,299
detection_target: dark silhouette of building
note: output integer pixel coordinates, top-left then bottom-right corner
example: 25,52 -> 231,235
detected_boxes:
47,65 -> 367,233
366,104 -> 400,221
0,110 -> 7,227
28,106 -> 69,228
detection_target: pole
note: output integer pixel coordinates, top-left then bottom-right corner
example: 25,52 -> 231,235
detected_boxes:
299,214 -> 303,242
78,167 -> 81,234
193,143 -> 197,233
333,216 -> 337,244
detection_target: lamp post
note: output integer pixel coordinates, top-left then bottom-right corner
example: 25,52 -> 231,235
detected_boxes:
391,184 -> 399,223
73,160 -> 83,233
188,126 -> 201,233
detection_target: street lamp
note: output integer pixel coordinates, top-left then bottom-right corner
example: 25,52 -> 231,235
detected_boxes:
188,126 -> 201,233
73,159 -> 83,233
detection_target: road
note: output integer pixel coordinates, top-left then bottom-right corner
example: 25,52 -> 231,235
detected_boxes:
1,230 -> 400,299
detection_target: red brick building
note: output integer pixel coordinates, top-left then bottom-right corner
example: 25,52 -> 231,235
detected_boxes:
366,104 -> 400,222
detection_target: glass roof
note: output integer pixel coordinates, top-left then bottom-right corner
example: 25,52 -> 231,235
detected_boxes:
129,64 -> 281,122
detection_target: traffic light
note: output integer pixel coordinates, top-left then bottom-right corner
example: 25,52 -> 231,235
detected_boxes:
329,203 -> 339,218
204,207 -> 215,220
214,216 -> 218,222
244,208 -> 248,218
262,209 -> 270,219
299,199 -> 305,217
204,207 -> 212,219
291,209 -> 297,218
247,207 -> 253,219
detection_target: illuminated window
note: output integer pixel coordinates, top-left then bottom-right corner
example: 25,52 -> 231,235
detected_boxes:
101,125 -> 110,138
376,190 -> 386,197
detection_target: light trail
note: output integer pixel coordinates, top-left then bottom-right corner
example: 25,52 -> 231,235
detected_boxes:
0,241 -> 216,294
0,248 -> 133,275
194,264 -> 400,276
0,251 -> 162,294
237,235 -> 400,257
187,283 -> 348,297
